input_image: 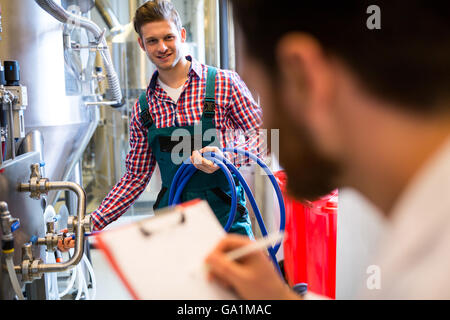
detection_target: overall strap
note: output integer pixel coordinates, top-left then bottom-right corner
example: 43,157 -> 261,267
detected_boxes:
139,71 -> 159,129
203,66 -> 217,119
139,91 -> 154,129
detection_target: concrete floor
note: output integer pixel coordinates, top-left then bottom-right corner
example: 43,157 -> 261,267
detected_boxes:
89,248 -> 132,300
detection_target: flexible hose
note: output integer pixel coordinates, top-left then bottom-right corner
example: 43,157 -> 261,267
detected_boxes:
56,252 -> 95,300
51,272 -> 59,300
81,264 -> 90,300
203,152 -> 280,269
83,254 -> 97,300
169,157 -> 238,231
223,148 -> 286,254
75,264 -> 84,300
58,265 -> 77,298
45,252 -> 60,300
6,257 -> 24,300
168,148 -> 286,274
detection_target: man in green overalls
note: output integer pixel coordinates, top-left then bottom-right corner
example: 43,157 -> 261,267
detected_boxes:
59,0 -> 262,251
130,0 -> 263,238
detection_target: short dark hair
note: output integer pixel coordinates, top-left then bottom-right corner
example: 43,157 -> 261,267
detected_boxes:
231,0 -> 450,114
133,0 -> 182,38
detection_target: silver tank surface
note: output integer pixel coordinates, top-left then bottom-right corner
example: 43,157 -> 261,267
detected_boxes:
0,0 -> 99,205
0,152 -> 47,300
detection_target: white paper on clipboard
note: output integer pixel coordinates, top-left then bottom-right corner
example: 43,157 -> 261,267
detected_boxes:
96,199 -> 238,300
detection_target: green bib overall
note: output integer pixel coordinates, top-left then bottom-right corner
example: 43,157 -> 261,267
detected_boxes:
139,67 -> 253,237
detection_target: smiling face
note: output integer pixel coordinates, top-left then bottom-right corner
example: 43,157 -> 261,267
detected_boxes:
138,19 -> 186,71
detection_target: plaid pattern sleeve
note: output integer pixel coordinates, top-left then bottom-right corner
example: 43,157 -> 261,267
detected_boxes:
221,70 -> 264,166
91,99 -> 157,230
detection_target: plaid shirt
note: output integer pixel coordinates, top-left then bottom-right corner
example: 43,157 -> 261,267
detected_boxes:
91,56 -> 263,230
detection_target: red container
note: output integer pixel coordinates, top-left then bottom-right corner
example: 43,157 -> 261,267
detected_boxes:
275,171 -> 338,299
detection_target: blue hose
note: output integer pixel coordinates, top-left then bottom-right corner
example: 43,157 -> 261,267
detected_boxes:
170,157 -> 238,231
168,148 -> 286,274
71,231 -> 102,240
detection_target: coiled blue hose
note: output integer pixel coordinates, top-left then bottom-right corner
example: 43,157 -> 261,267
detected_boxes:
168,148 -> 286,274
169,156 -> 238,231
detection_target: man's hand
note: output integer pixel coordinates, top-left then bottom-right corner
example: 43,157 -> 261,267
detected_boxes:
57,229 -> 76,253
205,234 -> 301,300
190,146 -> 222,174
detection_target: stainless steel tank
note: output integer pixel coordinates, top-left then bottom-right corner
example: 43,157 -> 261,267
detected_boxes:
0,0 -> 100,299
0,0 -> 99,205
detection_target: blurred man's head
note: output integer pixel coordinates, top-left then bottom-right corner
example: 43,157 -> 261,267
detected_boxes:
134,0 -> 186,71
231,1 -> 450,207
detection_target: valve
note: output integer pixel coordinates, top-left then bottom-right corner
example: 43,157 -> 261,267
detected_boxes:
21,243 -> 33,262
1,201 -> 20,257
19,163 -> 49,200
20,241 -> 43,284
20,258 -> 43,284
68,214 -> 93,234
10,220 -> 20,232
33,219 -> 62,253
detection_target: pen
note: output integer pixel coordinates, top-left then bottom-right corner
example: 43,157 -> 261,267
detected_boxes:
225,232 -> 284,262
199,232 -> 285,277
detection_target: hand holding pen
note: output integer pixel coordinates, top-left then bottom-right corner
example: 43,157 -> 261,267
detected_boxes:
205,232 -> 300,300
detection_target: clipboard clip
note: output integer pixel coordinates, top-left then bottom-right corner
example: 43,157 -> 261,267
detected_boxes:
138,210 -> 186,237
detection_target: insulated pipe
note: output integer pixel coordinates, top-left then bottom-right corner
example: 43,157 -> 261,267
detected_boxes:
95,0 -> 122,31
34,0 -> 124,108
19,181 -> 86,273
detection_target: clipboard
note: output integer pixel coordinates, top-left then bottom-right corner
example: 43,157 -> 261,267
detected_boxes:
96,199 -> 238,300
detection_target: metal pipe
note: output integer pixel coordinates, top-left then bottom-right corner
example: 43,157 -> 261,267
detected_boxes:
84,100 -> 121,106
219,0 -> 229,70
8,100 -> 15,159
0,137 -> 3,166
0,97 -> 6,164
34,0 -> 124,108
41,182 -> 85,272
94,0 -> 122,31
19,181 -> 86,273
129,0 -> 146,19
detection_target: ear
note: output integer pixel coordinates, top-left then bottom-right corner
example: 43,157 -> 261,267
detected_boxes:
275,33 -> 335,131
138,36 -> 145,51
180,27 -> 187,43
275,33 -> 340,156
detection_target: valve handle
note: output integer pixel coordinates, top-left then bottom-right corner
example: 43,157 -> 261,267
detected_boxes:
10,220 -> 20,232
